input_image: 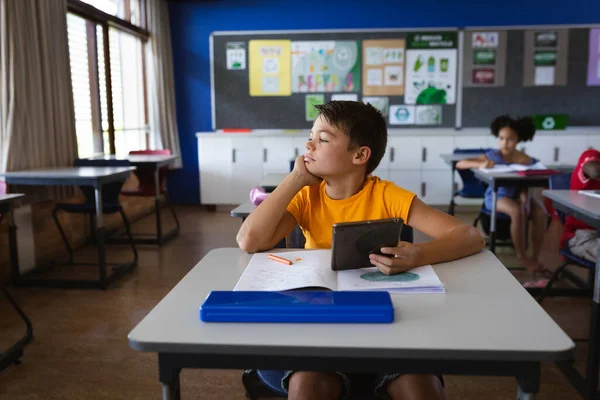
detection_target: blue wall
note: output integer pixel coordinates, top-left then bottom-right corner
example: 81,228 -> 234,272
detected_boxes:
168,0 -> 600,204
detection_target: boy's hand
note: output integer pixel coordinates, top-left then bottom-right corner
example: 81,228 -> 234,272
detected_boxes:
291,155 -> 323,187
480,159 -> 495,168
368,241 -> 422,275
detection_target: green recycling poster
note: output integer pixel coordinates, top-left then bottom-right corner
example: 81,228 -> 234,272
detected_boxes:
405,32 -> 457,104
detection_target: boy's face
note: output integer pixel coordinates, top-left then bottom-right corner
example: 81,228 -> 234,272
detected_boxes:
304,116 -> 361,178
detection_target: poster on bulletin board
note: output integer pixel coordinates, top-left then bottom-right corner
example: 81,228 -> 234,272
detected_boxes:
362,39 -> 405,96
588,29 -> 600,86
463,30 -> 507,87
522,29 -> 569,87
404,32 -> 457,104
291,41 -> 360,93
249,40 -> 292,96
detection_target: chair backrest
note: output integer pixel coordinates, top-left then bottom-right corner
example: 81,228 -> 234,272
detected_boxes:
129,149 -> 172,189
549,173 -> 572,224
549,172 -> 572,190
453,148 -> 493,198
129,149 -> 172,156
74,158 -> 131,205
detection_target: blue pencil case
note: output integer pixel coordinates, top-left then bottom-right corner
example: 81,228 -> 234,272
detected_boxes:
199,291 -> 394,323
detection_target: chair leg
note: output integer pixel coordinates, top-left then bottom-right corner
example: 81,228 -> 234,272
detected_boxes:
119,208 -> 138,265
537,262 -> 569,304
473,214 -> 481,228
52,208 -> 73,264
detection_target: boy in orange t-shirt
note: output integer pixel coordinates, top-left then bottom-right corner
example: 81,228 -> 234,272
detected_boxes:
237,101 -> 485,400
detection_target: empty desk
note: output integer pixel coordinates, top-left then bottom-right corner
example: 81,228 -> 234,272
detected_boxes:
2,167 -> 136,289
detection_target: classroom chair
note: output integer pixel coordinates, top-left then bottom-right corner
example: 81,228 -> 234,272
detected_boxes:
537,173 -> 595,304
448,148 -> 492,215
52,158 -> 138,266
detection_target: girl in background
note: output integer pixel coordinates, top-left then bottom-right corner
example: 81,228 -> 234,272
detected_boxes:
457,115 -> 548,274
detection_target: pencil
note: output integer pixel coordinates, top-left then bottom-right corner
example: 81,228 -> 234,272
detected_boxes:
268,254 -> 293,265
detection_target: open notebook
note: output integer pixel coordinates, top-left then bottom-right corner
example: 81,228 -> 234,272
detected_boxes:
479,162 -> 548,174
234,250 -> 445,294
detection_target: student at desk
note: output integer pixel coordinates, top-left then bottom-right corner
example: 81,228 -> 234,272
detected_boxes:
546,148 -> 600,263
237,101 -> 485,400
456,115 -> 547,274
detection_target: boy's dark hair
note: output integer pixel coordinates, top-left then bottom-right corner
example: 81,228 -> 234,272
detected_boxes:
490,115 -> 536,142
314,101 -> 387,175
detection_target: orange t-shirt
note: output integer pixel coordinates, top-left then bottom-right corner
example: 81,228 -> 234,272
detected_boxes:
286,176 -> 416,249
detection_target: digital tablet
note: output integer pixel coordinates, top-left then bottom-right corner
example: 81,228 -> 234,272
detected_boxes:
331,218 -> 403,271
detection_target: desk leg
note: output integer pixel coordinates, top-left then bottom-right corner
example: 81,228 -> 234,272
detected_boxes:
155,168 -> 163,245
516,364 -> 540,400
94,187 -> 107,288
159,353 -> 181,400
585,235 -> 600,400
448,162 -> 456,216
8,206 -> 20,284
490,187 -> 497,253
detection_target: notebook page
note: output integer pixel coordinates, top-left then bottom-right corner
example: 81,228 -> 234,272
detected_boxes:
234,250 -> 337,291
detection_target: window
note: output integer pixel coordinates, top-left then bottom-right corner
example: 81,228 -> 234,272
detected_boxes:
104,28 -> 148,156
67,13 -> 101,158
78,0 -> 144,27
67,0 -> 149,157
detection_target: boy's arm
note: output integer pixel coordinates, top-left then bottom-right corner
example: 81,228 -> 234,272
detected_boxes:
583,160 -> 600,181
369,198 -> 485,274
456,154 -> 491,170
237,156 -> 321,253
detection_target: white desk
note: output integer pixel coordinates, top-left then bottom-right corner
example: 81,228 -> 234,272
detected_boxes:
473,168 -> 573,253
259,173 -> 287,192
129,248 -> 573,400
90,154 -> 179,168
543,189 -> 600,400
2,167 -> 136,289
230,200 -> 255,220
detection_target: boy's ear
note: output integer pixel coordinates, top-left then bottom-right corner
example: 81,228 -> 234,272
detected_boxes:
352,146 -> 371,166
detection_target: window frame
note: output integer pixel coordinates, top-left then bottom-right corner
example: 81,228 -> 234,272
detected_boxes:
68,0 -> 150,155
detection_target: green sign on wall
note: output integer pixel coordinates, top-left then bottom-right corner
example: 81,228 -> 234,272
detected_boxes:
406,32 -> 457,49
533,114 -> 568,130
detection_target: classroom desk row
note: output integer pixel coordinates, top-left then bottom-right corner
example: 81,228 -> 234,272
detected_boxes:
0,154 -> 179,289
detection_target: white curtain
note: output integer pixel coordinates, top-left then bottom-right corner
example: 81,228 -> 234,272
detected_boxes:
0,0 -> 78,198
146,0 -> 182,168
0,0 -> 78,172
